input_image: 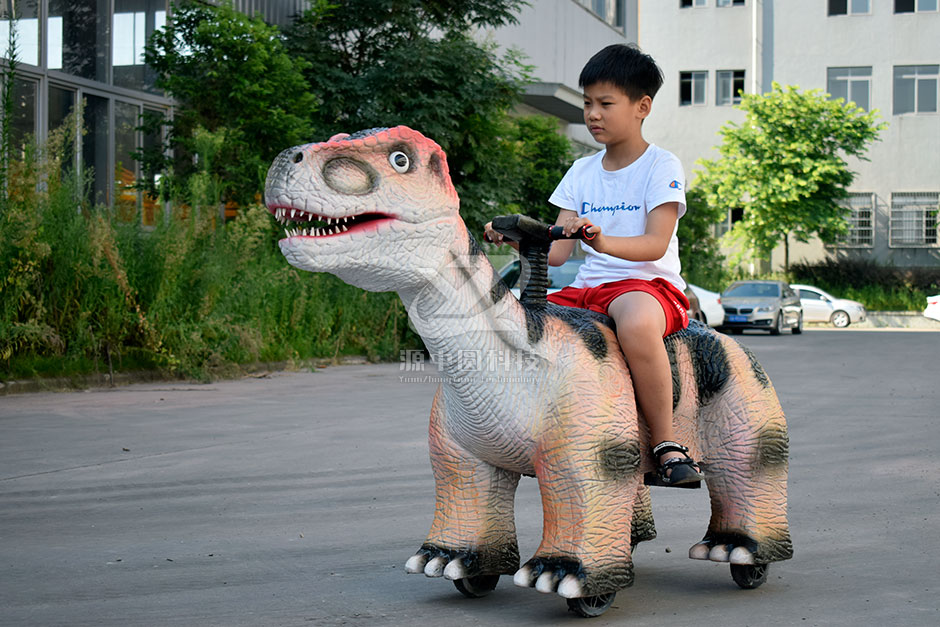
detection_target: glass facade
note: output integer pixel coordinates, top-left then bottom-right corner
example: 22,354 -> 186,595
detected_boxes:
1,0 -> 174,220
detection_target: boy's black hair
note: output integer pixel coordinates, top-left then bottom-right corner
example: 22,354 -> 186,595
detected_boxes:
579,44 -> 664,101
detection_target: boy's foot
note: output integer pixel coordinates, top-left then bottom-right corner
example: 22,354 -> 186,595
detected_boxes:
644,441 -> 704,489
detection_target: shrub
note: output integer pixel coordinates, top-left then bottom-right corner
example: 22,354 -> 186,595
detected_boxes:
789,258 -> 939,310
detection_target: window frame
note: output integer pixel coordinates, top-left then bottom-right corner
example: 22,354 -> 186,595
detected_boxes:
827,66 -> 872,111
893,65 -> 940,115
832,192 -> 876,249
889,192 -> 939,248
716,69 -> 745,106
895,0 -> 939,13
829,0 -> 871,15
680,71 -> 708,107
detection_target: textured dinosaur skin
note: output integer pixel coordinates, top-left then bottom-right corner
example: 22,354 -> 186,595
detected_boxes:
264,126 -> 792,601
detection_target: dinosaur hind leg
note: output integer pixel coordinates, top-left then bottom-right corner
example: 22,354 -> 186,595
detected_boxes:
694,360 -> 793,566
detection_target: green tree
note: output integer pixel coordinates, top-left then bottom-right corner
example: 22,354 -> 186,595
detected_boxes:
678,187 -> 727,290
284,0 -> 568,235
144,0 -> 316,205
695,83 -> 885,273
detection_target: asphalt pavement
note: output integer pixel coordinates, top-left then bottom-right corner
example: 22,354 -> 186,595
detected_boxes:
1,330 -> 938,627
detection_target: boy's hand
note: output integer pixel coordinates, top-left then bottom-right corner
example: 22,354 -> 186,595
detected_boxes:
483,221 -> 504,244
561,216 -> 601,244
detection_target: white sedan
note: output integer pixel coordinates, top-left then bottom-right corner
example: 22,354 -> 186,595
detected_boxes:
791,283 -> 867,328
925,294 -> 940,322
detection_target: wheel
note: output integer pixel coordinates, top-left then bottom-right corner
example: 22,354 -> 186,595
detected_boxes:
567,592 -> 616,618
792,312 -> 803,334
831,310 -> 850,328
730,328 -> 743,335
770,314 -> 783,335
731,563 -> 769,589
453,574 -> 499,598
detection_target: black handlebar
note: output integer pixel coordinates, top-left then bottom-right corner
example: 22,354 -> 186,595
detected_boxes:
547,224 -> 596,241
484,214 -> 597,245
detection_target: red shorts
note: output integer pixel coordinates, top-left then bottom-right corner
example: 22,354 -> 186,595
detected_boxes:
546,278 -> 690,337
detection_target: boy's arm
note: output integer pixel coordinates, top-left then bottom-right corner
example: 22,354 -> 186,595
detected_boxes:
561,202 -> 679,262
548,209 -> 579,266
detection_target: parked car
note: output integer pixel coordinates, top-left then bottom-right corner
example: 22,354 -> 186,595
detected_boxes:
791,283 -> 867,328
925,294 -> 940,322
718,280 -> 803,335
687,283 -> 725,328
496,258 -> 707,323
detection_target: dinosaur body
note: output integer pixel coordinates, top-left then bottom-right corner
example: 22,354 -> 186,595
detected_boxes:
264,126 -> 792,604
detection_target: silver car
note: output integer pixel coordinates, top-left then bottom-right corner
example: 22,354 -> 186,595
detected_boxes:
719,280 -> 803,335
791,283 -> 867,328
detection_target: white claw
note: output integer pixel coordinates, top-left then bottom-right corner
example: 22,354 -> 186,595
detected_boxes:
709,544 -> 731,562
424,556 -> 447,577
513,565 -> 535,588
404,554 -> 427,574
729,547 -> 756,565
557,574 -> 584,599
443,559 -> 467,581
689,542 -> 711,560
535,570 -> 559,594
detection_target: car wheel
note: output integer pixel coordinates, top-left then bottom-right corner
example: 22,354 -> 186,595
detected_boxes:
792,312 -> 803,334
770,313 -> 783,335
831,310 -> 850,328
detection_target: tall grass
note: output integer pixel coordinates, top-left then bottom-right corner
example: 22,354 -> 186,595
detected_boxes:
0,113 -> 417,382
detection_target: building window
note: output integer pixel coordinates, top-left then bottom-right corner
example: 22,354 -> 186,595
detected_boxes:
680,71 -> 707,106
2,77 -> 37,155
715,207 -> 744,238
1,1 -> 40,66
681,0 -> 708,8
113,0 -> 167,93
895,0 -> 939,13
49,0 -> 110,83
890,192 -> 938,247
829,0 -> 871,15
717,0 -> 745,6
83,94 -> 110,207
837,193 -> 875,248
579,0 -> 624,28
894,65 -> 939,115
828,67 -> 872,111
717,70 -> 745,105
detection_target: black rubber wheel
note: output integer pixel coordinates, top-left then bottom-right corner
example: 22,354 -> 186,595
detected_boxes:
730,328 -> 744,335
792,312 -> 803,334
731,563 -> 769,589
770,314 -> 783,335
453,574 -> 499,598
566,592 -> 616,618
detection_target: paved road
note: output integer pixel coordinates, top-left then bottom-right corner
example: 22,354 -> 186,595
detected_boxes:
1,331 -> 937,626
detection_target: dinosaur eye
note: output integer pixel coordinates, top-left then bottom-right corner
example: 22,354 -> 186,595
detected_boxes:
388,151 -> 410,173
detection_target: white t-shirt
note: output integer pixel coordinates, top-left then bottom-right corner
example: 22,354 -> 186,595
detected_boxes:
548,144 -> 687,290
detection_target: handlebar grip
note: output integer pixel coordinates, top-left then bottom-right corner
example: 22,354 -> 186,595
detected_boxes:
548,225 -> 596,241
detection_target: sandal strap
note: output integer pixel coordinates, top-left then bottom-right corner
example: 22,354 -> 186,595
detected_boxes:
661,456 -> 697,469
652,441 -> 689,457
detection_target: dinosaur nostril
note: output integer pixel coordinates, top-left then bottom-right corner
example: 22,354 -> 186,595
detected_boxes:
293,152 -> 303,164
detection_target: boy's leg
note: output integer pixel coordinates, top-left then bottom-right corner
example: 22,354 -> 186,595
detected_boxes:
606,291 -> 701,481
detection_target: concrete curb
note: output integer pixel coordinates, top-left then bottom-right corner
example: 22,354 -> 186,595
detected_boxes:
806,311 -> 940,330
0,355 -> 373,396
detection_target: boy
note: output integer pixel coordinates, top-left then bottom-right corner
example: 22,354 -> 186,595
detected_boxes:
486,44 -> 703,486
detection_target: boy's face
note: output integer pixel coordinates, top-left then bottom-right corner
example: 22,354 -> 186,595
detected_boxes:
582,82 -> 651,146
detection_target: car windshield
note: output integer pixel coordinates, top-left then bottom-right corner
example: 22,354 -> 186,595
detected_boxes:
724,283 -> 780,298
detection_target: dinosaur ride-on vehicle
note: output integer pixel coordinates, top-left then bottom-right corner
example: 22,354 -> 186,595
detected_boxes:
264,126 -> 793,618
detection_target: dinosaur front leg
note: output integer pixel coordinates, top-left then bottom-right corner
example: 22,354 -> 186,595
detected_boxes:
405,387 -> 521,580
514,418 -> 642,599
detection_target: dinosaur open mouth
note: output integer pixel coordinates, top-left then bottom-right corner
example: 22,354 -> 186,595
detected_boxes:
271,207 -> 393,238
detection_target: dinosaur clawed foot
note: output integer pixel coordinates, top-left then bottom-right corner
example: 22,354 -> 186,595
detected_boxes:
513,556 -> 632,599
689,540 -> 756,564
405,543 -> 519,581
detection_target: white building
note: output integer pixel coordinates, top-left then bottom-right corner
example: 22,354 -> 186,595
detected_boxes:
489,0 -> 940,270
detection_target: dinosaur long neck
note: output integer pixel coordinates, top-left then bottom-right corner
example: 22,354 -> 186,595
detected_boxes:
398,224 -> 535,379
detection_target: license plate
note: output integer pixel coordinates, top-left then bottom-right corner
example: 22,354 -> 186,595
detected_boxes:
728,314 -> 747,323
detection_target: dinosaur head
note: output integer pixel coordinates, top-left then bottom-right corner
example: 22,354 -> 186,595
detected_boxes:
264,126 -> 462,292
